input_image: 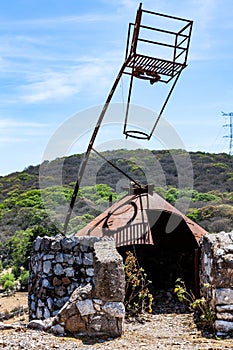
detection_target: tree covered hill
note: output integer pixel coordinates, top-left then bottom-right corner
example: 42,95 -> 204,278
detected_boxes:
1,149 -> 232,199
0,149 -> 232,273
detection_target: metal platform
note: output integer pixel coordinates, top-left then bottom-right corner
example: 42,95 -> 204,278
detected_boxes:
126,54 -> 185,83
63,3 -> 193,235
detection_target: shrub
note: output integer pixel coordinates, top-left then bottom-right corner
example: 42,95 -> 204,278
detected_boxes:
0,273 -> 16,293
124,251 -> 153,318
3,280 -> 15,292
19,269 -> 29,290
174,278 -> 216,332
0,272 -> 15,286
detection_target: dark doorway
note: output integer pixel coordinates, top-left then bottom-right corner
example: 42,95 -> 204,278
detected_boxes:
118,210 -> 199,293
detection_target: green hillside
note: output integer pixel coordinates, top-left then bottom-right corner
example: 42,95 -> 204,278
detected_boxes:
0,149 -> 232,276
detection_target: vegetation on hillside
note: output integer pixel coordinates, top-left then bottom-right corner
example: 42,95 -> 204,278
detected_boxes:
0,149 -> 232,287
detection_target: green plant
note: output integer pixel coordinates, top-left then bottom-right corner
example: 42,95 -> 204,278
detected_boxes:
174,278 -> 216,331
3,280 -> 15,293
0,272 -> 15,286
19,269 -> 29,290
0,272 -> 16,293
124,251 -> 153,318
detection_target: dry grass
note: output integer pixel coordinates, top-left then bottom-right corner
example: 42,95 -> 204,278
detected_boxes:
0,291 -> 28,324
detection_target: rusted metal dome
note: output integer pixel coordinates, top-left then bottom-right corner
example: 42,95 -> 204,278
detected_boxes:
76,186 -> 207,248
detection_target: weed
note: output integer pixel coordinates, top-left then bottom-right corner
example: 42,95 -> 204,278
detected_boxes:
174,278 -> 216,332
124,251 -> 153,318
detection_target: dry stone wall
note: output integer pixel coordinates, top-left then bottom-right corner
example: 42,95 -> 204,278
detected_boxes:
28,235 -> 125,337
200,231 -> 233,337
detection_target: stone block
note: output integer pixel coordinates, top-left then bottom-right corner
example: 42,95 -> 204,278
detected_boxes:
55,285 -> 67,297
33,237 -> 42,252
42,278 -> 51,288
88,314 -> 122,337
65,314 -> 86,334
44,307 -> 51,319
200,232 -> 233,287
216,288 -> 233,305
89,315 -> 102,332
94,241 -> 125,301
54,296 -> 69,309
50,239 -> 61,251
28,320 -> 45,331
86,268 -> 94,277
216,304 -> 233,312
40,237 -> 51,252
57,302 -> 78,323
43,261 -> 52,274
47,297 -> 53,311
63,267 -> 74,277
61,238 -> 76,251
217,312 -> 233,321
66,255 -> 74,265
38,299 -> 45,307
215,320 -> 233,332
62,277 -> 71,285
36,308 -> 43,319
74,255 -> 82,265
43,254 -> 54,261
53,277 -> 62,286
69,283 -> 92,303
55,253 -> 64,263
51,324 -> 65,335
76,299 -> 96,316
83,253 -> 94,265
54,264 -> 64,276
102,302 -> 125,318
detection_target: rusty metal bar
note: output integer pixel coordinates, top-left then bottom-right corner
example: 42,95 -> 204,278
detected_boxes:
139,24 -> 187,37
138,38 -> 186,51
174,49 -> 186,61
125,23 -> 134,60
91,147 -> 140,188
123,68 -> 134,135
172,33 -> 178,76
184,22 -> 193,64
142,8 -> 192,23
149,70 -> 181,139
177,21 -> 193,35
177,35 -> 189,48
63,59 -> 130,235
130,3 -> 142,55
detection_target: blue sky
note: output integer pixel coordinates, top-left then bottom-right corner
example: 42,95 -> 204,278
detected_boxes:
0,0 -> 233,175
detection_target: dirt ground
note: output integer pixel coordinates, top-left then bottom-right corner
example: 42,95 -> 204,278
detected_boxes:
0,292 -> 233,349
0,291 -> 28,324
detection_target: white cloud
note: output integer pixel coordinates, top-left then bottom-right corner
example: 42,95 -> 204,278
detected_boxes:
117,0 -> 136,10
0,136 -> 26,143
0,119 -> 50,128
18,53 -> 121,103
0,13 -> 119,30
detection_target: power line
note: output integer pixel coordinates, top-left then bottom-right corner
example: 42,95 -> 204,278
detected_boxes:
222,111 -> 233,155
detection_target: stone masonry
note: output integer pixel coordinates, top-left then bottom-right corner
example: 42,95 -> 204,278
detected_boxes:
200,231 -> 233,337
28,235 -> 125,337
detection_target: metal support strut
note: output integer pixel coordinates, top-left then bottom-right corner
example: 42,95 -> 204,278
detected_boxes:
63,61 -> 129,235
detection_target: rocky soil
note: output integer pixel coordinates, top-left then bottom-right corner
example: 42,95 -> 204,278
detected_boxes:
0,290 -> 233,349
1,313 -> 233,350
